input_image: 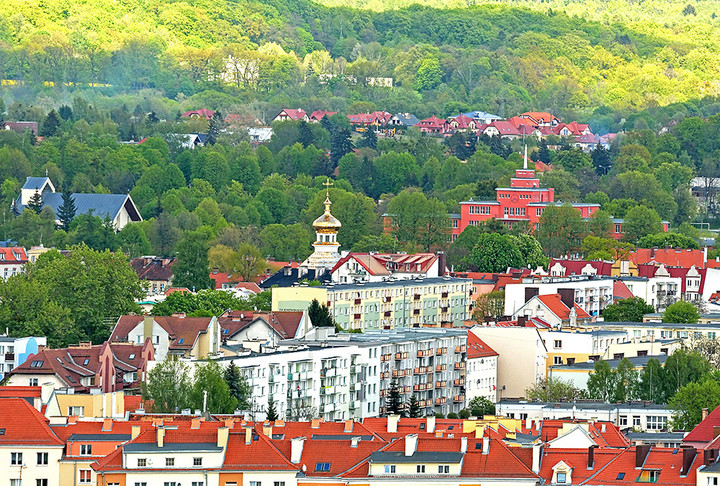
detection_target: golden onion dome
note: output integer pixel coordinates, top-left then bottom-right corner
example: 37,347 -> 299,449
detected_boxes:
313,195 -> 341,232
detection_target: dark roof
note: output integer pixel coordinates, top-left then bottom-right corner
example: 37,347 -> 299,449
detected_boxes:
19,193 -> 142,222
131,257 -> 176,281
369,451 -> 464,463
124,442 -> 223,452
68,434 -> 132,441
260,267 -> 330,288
22,176 -> 52,190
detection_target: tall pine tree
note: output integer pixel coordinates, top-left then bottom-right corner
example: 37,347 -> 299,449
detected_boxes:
308,299 -> 334,327
224,361 -> 251,409
266,396 -> 278,421
386,380 -> 404,416
41,109 -> 61,137
330,127 -> 353,167
207,111 -> 223,145
27,189 -> 44,213
360,126 -> 377,150
407,394 -> 422,417
56,189 -> 77,231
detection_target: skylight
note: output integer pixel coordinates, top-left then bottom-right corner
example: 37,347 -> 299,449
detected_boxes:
178,338 -> 185,344
315,462 -> 331,472
0,428 -> 5,435
617,473 -> 625,480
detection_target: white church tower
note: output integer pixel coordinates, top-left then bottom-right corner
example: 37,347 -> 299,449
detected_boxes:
300,179 -> 342,273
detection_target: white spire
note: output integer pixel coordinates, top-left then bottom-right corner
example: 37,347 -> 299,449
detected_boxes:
523,144 -> 528,169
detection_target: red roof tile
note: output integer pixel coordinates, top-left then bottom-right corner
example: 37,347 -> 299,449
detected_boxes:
536,294 -> 591,320
684,404 -> 720,444
0,397 -> 63,445
467,332 -> 498,359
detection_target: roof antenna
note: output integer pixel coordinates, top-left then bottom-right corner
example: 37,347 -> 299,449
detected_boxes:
523,144 -> 528,170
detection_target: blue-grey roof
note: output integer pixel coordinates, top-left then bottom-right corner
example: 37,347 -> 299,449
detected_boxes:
68,434 -> 132,441
22,177 -> 52,190
124,442 -> 222,452
392,113 -> 420,126
369,451 -> 463,463
550,354 -> 668,371
462,111 -> 500,120
18,193 -> 141,222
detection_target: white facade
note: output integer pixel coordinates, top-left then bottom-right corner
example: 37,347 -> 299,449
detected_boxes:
465,354 -> 498,403
620,272 -> 682,311
504,276 -> 614,318
214,328 -> 468,420
497,400 -> 673,432
0,335 -> 46,380
4,444 -> 64,486
470,326 -> 547,400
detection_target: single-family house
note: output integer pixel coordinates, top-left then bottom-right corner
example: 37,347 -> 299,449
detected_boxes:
274,109 -> 309,122
309,110 -> 337,122
388,113 -> 420,127
182,108 -> 215,120
415,115 -> 447,134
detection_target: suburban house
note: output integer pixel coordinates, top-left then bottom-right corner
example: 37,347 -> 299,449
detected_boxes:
110,315 -> 220,360
219,310 -> 312,352
6,340 -> 154,393
182,108 -> 215,120
415,115 -> 447,133
130,256 -> 176,296
2,121 -> 39,135
274,109 -> 309,122
388,113 -> 420,127
447,114 -> 479,131
518,111 -> 561,128
347,111 -> 392,127
0,246 -> 28,279
17,177 -> 142,230
309,110 -> 337,121
329,252 -> 446,284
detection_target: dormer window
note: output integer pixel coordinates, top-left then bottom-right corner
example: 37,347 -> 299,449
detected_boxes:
557,473 -> 567,483
638,470 -> 660,483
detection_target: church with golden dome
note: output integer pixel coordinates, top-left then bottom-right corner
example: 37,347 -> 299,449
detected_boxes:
299,179 -> 342,272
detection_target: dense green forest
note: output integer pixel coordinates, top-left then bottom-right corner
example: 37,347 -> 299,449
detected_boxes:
1,0 -> 720,127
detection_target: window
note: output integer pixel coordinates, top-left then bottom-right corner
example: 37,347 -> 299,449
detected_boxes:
29,378 -> 38,386
36,481 -> 48,486
553,356 -> 563,365
249,482 -> 262,486
166,457 -> 175,466
619,415 -> 628,426
30,360 -> 43,367
385,465 -> 396,473
193,457 -> 203,466
80,444 -> 92,455
164,482 -> 177,486
315,463 -> 331,472
633,416 -> 641,427
135,483 -> 147,486
417,465 -> 426,473
554,340 -> 562,349
137,458 -> 147,467
557,472 -> 567,483
11,452 -> 23,465
617,473 -> 625,480
708,478 -> 719,486
274,483 -> 285,486
79,470 -> 92,484
192,483 -> 204,486
438,465 -> 450,474
646,416 -> 667,430
70,406 -> 85,417
37,452 -> 48,465
638,470 -> 660,483
10,481 -> 21,486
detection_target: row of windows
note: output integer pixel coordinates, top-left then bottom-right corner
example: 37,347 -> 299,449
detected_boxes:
382,464 -> 452,474
136,457 -> 203,467
329,285 -> 468,300
10,481 -> 48,486
467,205 -> 492,215
504,207 -> 526,216
10,452 -> 48,465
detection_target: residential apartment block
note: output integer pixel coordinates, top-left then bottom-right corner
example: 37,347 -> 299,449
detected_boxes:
504,275 -> 614,317
0,334 -> 46,381
272,277 -> 473,330
215,328 -> 469,420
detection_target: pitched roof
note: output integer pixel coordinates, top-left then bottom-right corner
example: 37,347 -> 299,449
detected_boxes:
519,112 -> 559,125
22,176 -> 53,190
584,447 -> 700,486
613,280 -> 635,300
330,252 -> 441,277
22,192 -> 142,223
0,397 -> 63,445
130,257 -> 175,281
391,113 -> 420,126
467,332 -> 498,359
182,108 -> 215,120
0,247 -> 28,264
309,110 -> 337,121
219,311 -> 304,340
535,294 -> 591,320
111,315 -> 213,351
630,249 -> 705,268
539,448 -> 622,484
684,404 -> 720,444
224,431 -> 298,471
277,109 -> 307,120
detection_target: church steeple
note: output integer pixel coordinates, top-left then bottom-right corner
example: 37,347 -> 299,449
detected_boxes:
301,178 -> 342,272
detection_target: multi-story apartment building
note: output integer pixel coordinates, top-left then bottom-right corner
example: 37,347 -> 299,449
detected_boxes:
0,334 -> 46,381
504,275 -> 614,318
272,277 -> 473,330
215,328 -> 468,420
577,320 -> 720,344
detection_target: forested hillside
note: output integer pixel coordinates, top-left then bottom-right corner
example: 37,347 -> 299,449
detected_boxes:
1,0 -> 720,127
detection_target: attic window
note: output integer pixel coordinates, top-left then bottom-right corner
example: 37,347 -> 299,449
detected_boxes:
0,428 -> 5,435
178,338 -> 185,344
83,359 -> 90,365
315,463 -> 331,472
30,360 -> 43,367
475,443 -> 482,450
223,329 -> 229,334
448,426 -> 454,430
617,473 -> 625,480
419,423 -> 425,430
638,470 -> 660,483
129,354 -> 135,360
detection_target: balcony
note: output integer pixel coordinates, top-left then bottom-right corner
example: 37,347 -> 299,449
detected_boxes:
384,311 -> 391,317
417,349 -> 434,358
426,367 -> 434,374
436,380 -> 447,388
453,378 -> 465,386
353,313 -> 361,320
455,345 -> 466,353
436,364 -> 447,372
441,306 -> 449,313
413,309 -> 420,315
354,298 -> 362,305
454,362 -> 465,370
353,382 -> 362,391
5,353 -> 14,361
324,403 -> 335,413
413,384 -> 426,391
414,294 -> 421,301
381,371 -> 389,379
441,292 -> 448,299
453,395 -> 465,403
435,397 -> 447,405
436,347 -> 447,356
349,400 -> 360,410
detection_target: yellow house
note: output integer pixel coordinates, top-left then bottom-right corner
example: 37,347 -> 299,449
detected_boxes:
46,390 -> 126,419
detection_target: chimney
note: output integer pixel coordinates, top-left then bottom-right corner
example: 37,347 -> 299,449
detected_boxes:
263,424 -> 273,437
405,434 -> 418,457
437,252 -> 447,277
713,426 -> 720,440
131,425 -> 141,440
703,408 -> 709,421
526,418 -> 533,430
635,445 -> 651,468
291,436 -> 306,463
388,414 -> 400,433
681,447 -> 696,476
217,427 -> 229,448
351,436 -> 360,448
102,418 -> 113,431
157,427 -> 165,448
311,418 -> 321,429
532,443 -> 542,473
426,416 -> 436,433
143,315 -> 153,343
588,445 -> 596,469
461,436 -> 468,453
601,424 -> 606,433
344,420 -> 353,433
482,435 -> 490,455
705,449 -> 719,467
245,427 -> 253,445
191,418 -> 201,429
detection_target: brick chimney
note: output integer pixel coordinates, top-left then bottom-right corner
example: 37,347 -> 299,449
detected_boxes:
680,447 -> 696,476
635,445 -> 651,468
